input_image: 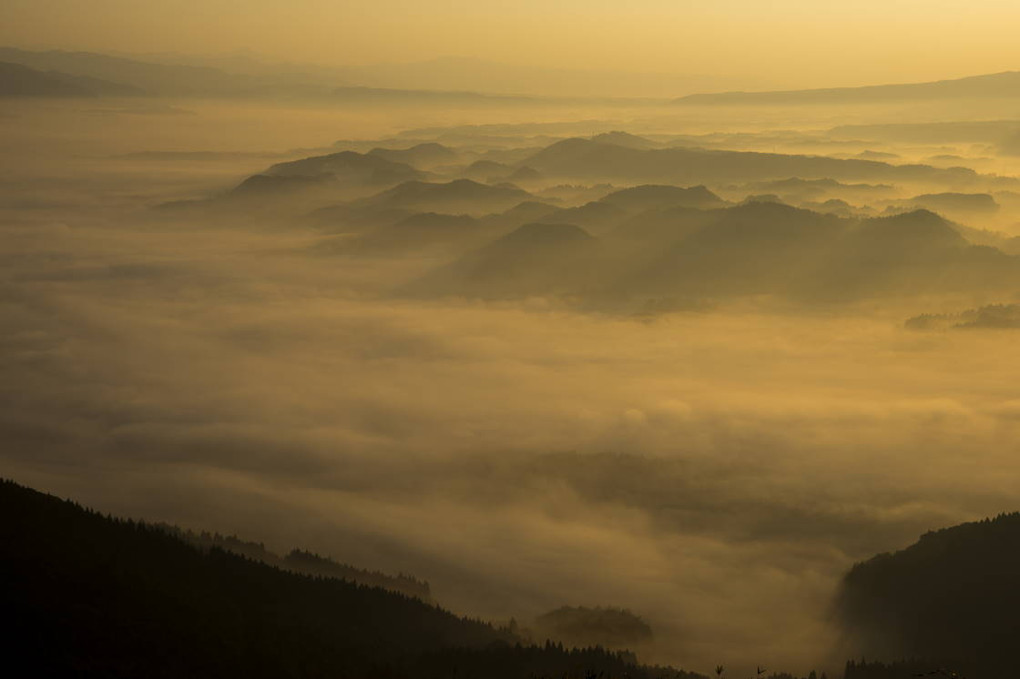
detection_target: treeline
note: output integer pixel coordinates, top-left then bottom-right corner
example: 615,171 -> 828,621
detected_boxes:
163,524 -> 434,602
0,479 -> 703,679
843,659 -> 967,679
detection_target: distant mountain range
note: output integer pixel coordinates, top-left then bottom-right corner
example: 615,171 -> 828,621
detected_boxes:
0,60 -> 143,97
7,46 -> 1020,104
676,71 -> 1020,106
0,47 -> 675,102
0,46 -> 324,98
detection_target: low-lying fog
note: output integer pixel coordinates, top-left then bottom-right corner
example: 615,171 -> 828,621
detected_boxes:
4,98 -> 1020,676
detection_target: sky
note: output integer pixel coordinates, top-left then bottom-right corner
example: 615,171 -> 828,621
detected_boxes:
3,0 -> 1020,90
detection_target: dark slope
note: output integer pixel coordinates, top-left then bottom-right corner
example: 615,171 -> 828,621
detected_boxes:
836,512 -> 1020,678
168,527 -> 433,601
0,60 -> 141,97
0,479 -> 503,678
522,138 -> 979,185
0,479 -> 698,679
676,70 -> 1020,106
407,222 -> 600,298
265,150 -> 424,185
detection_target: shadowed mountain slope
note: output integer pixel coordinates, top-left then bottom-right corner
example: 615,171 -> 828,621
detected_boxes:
166,527 -> 433,602
0,479 -> 702,679
836,511 -> 1020,678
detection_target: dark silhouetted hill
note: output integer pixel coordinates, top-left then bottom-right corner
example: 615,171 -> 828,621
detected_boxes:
0,479 -> 703,679
532,607 -> 654,649
836,511 -> 1020,678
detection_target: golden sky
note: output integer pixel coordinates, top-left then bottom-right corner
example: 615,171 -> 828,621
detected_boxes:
3,0 -> 1020,88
